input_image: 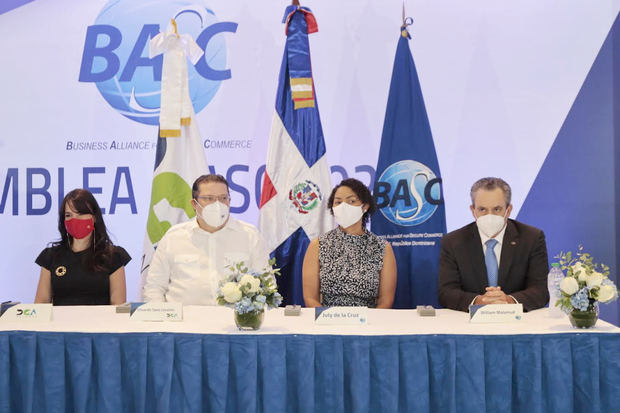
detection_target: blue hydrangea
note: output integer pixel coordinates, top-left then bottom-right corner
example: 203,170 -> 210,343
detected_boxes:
233,301 -> 245,313
233,297 -> 253,314
272,292 -> 283,307
570,287 -> 590,311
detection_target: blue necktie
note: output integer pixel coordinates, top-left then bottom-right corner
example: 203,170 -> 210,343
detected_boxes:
485,239 -> 499,287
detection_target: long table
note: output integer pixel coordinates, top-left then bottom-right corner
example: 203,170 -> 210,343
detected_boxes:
1,306 -> 619,413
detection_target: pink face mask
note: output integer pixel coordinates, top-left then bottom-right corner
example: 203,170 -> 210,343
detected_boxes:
65,217 -> 95,239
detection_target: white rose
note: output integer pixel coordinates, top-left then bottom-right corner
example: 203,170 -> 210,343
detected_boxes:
221,282 -> 242,303
239,274 -> 261,294
572,262 -> 588,282
586,272 -> 603,288
560,277 -> 579,295
598,285 -> 617,303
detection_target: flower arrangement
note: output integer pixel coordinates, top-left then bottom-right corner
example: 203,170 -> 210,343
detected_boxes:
555,246 -> 618,314
216,258 -> 283,315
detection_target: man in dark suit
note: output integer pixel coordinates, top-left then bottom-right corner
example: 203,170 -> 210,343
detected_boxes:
438,177 -> 549,312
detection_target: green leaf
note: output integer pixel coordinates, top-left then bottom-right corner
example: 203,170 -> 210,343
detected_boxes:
589,287 -> 600,300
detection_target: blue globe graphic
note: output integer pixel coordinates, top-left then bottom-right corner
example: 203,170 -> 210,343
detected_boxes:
93,0 -> 227,125
377,160 -> 441,226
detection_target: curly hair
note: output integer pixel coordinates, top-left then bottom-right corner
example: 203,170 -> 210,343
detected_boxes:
327,178 -> 377,226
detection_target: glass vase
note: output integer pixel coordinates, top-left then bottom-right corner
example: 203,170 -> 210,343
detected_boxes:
234,309 -> 264,330
568,308 -> 598,329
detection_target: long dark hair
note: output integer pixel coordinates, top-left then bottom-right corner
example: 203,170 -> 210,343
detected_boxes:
53,189 -> 115,272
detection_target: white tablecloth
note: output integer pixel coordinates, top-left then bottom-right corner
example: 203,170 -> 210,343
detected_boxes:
1,305 -> 618,335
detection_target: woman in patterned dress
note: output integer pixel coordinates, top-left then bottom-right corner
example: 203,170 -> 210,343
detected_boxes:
302,179 -> 396,308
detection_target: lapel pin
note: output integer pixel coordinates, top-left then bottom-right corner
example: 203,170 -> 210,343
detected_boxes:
511,241 -> 516,245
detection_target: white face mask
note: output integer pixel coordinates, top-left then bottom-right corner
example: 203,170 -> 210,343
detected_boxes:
475,211 -> 507,238
332,202 -> 365,229
197,201 -> 229,228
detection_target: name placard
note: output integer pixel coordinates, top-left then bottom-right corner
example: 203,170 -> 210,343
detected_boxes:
315,306 -> 368,325
469,303 -> 523,323
129,302 -> 183,322
0,303 -> 53,322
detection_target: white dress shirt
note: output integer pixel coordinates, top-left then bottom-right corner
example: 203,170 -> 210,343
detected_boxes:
477,224 -> 507,267
143,218 -> 271,305
474,222 -> 518,304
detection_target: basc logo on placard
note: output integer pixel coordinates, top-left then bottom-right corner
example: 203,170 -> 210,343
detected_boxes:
78,0 -> 237,125
374,160 -> 443,227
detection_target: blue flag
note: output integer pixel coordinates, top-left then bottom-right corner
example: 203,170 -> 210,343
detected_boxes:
371,26 -> 446,308
258,6 -> 332,305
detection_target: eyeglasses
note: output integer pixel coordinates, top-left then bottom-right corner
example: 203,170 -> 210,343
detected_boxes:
196,195 -> 231,203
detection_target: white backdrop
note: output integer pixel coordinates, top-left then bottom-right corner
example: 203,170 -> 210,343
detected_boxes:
0,0 -> 617,302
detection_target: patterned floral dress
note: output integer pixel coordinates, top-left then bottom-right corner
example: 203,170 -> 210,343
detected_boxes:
318,227 -> 386,307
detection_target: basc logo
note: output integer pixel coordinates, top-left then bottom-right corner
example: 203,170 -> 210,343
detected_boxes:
78,0 -> 237,125
374,160 -> 443,226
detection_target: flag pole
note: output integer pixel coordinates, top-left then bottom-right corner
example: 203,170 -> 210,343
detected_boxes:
401,1 -> 413,38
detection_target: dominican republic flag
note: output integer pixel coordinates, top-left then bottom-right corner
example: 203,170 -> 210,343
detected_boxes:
370,23 -> 446,308
259,5 -> 332,305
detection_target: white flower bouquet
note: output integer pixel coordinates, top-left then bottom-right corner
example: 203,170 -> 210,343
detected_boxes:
216,258 -> 282,328
555,247 -> 618,321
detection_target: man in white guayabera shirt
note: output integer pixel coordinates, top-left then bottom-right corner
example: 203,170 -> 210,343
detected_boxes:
143,174 -> 271,305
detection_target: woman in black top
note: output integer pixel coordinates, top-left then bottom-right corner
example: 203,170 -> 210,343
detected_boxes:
35,189 -> 131,305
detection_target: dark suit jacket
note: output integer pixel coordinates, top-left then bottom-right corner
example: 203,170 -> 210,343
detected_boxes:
438,219 -> 549,312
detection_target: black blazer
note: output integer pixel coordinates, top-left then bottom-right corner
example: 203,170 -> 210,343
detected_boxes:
438,219 -> 549,312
